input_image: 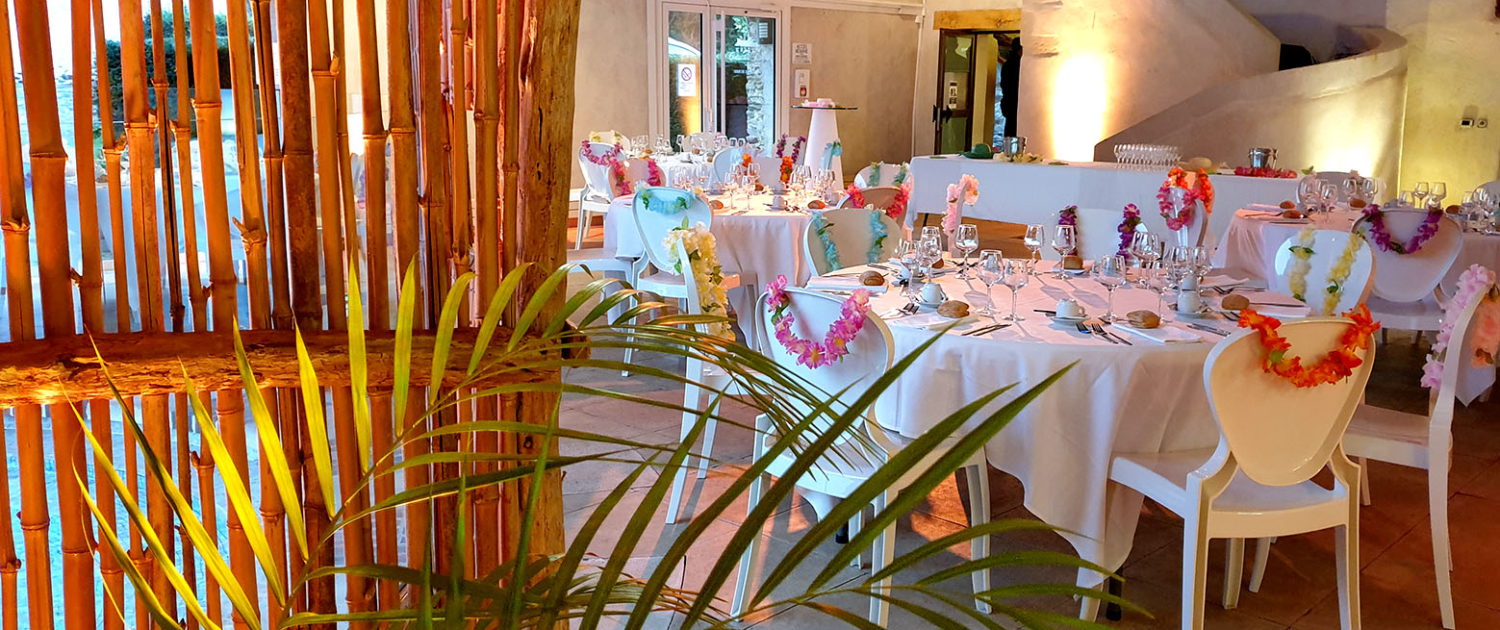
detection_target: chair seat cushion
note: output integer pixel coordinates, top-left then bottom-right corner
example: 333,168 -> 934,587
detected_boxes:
638,271 -> 742,298
1111,448 -> 1341,517
1343,403 -> 1432,468
1368,296 -> 1444,331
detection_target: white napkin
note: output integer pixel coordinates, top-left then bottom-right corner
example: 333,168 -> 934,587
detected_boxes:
805,276 -> 889,294
1115,324 -> 1202,344
1245,203 -> 1286,214
1201,274 -> 1249,290
887,311 -> 977,331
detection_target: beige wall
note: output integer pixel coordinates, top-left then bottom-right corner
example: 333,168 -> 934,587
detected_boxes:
787,7 -> 920,174
572,0 -> 652,188
1016,0 -> 1281,161
1098,28 -> 1408,188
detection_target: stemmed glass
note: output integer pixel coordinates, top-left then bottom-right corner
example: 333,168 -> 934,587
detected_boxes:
955,224 -> 979,279
1130,230 -> 1162,287
918,232 -> 943,291
1092,255 -> 1128,322
1429,182 -> 1448,210
1191,246 -> 1214,290
977,250 -> 1003,316
1318,180 -> 1338,214
1298,175 -> 1321,211
896,239 -> 922,307
721,172 -> 739,209
1146,265 -> 1174,320
1051,224 -> 1077,278
1413,181 -> 1431,209
1023,224 -> 1045,275
999,257 -> 1029,321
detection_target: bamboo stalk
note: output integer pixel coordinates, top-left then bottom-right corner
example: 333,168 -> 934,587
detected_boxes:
91,2 -> 128,629
12,2 -> 90,628
472,0 -> 502,578
226,0 -> 271,328
331,0 -> 362,282
253,0 -> 293,329
152,0 -> 186,343
0,0 -> 32,625
448,0 -> 473,315
499,0 -> 523,566
192,449 -> 222,625
278,0 -> 321,331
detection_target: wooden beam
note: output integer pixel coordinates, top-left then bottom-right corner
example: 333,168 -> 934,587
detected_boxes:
932,9 -> 1020,32
0,330 -> 573,408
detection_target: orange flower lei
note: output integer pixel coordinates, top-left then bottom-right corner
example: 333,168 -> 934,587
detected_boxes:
780,155 -> 795,184
1165,167 -> 1215,216
741,153 -> 753,168
1237,305 -> 1380,388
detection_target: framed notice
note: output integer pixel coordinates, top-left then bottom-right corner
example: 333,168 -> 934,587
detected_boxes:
676,63 -> 698,97
792,42 -> 812,64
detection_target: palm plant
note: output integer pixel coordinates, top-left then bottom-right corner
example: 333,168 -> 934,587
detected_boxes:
73,264 -> 1134,629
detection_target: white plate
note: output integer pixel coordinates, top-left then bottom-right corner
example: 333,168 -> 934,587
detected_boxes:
1173,307 -> 1213,319
1050,314 -> 1087,324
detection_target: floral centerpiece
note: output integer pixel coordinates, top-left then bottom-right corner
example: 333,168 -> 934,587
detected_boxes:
944,174 -> 979,237
994,152 -> 1045,164
1116,204 -> 1142,258
1157,167 -> 1214,231
1237,305 -> 1379,388
780,156 -> 795,185
1421,265 -> 1500,388
765,275 -> 870,368
774,134 -> 805,162
663,223 -> 733,340
1358,204 -> 1443,255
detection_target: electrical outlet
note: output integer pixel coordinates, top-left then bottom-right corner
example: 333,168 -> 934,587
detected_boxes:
1461,118 -> 1475,128
1479,118 -> 1490,129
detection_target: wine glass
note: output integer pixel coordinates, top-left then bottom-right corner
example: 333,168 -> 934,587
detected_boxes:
1130,230 -> 1162,287
1413,181 -> 1431,209
1298,175 -> 1321,211
1023,224 -> 1045,275
721,171 -> 739,209
1318,180 -> 1338,213
977,250 -> 1003,317
955,224 -> 979,278
1092,255 -> 1128,322
1146,266 -> 1174,321
1051,224 -> 1077,278
999,257 -> 1029,321
1429,182 -> 1448,210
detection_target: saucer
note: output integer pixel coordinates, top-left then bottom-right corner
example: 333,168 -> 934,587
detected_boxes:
1174,306 -> 1212,318
1050,314 -> 1087,324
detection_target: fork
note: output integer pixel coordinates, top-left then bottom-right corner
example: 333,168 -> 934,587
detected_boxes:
1094,323 -> 1132,345
1077,322 -> 1116,344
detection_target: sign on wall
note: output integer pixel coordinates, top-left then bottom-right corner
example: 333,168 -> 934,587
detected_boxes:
792,42 -> 812,64
676,63 -> 698,97
794,68 -> 810,99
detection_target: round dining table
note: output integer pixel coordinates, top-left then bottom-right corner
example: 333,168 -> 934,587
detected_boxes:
807,262 -> 1309,589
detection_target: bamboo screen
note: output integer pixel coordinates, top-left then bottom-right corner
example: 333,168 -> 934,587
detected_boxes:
0,0 -> 579,628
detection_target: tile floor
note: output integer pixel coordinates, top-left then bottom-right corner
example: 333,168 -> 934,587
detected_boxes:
561,226 -> 1500,628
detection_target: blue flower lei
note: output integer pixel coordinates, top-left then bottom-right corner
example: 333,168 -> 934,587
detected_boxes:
811,212 -> 842,270
867,210 -> 889,264
637,189 -> 692,215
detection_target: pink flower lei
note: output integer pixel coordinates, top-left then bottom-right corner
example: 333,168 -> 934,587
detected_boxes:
765,275 -> 871,369
844,184 -> 867,210
775,134 -> 805,162
1157,168 -> 1213,231
1359,204 -> 1442,255
1421,264 -> 1500,389
1117,204 -> 1143,258
945,174 -> 979,235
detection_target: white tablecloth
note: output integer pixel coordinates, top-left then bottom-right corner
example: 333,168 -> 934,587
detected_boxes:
843,263 -> 1306,584
604,193 -> 813,338
908,158 -> 1299,242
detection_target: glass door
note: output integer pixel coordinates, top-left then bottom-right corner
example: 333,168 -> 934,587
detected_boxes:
664,4 -> 709,142
935,31 -> 977,154
658,3 -> 781,145
713,9 -> 778,147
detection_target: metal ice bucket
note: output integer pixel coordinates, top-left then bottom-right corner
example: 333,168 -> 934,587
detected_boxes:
1248,147 -> 1277,169
1000,136 -> 1026,155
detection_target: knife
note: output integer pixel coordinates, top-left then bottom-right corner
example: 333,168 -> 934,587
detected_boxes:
1186,322 -> 1230,336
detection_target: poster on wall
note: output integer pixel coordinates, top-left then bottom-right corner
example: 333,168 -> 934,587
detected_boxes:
792,42 -> 812,64
676,63 -> 698,97
794,68 -> 810,99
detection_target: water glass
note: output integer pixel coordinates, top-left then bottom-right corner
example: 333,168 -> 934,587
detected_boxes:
977,250 -> 1003,316
955,224 -> 979,278
1413,181 -> 1431,209
1092,255 -> 1128,322
1430,182 -> 1448,209
1130,230 -> 1162,286
1024,224 -> 1045,274
1000,257 -> 1029,321
1051,224 -> 1077,278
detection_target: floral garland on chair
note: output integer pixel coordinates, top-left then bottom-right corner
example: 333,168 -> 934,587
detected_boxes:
944,174 -> 980,236
1056,205 -> 1077,229
843,184 -> 867,210
1358,204 -> 1443,255
865,163 -> 910,188
580,141 -> 661,196
636,189 -> 692,215
1285,228 -> 1366,315
1156,168 -> 1215,231
765,275 -> 871,368
868,210 -> 890,262
662,223 -> 733,340
774,134 -> 805,162
1117,204 -> 1143,259
1421,265 -> 1500,388
1236,305 -> 1380,388
810,210 -> 892,271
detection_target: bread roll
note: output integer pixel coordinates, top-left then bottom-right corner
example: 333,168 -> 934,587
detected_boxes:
807,199 -> 827,209
860,270 -> 885,286
1061,255 -> 1084,270
1350,198 -> 1368,208
1127,310 -> 1161,329
1221,294 -> 1251,310
937,300 -> 969,318
708,199 -> 725,211
1446,204 -> 1462,214
1280,209 -> 1304,219
931,258 -> 946,269
1279,200 -> 1296,210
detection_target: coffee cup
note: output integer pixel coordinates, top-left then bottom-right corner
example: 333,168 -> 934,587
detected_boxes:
1056,299 -> 1085,319
769,195 -> 786,210
921,283 -> 947,305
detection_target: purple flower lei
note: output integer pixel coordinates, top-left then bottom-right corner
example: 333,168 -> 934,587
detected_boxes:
1117,204 -> 1142,258
1056,205 -> 1077,227
1361,204 -> 1442,255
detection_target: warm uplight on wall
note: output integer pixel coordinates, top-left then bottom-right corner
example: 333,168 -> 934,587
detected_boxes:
1051,55 -> 1107,162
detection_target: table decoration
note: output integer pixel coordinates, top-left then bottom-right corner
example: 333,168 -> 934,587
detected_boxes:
779,156 -> 795,185
866,162 -> 909,187
1422,265 -> 1500,388
960,143 -> 994,159
944,174 -> 979,237
1117,204 -> 1143,259
663,223 -> 732,339
765,274 -> 869,368
774,134 -> 805,162
1357,203 -> 1442,254
993,151 -> 1044,163
1235,305 -> 1379,388
1233,166 -> 1298,178
1157,167 -> 1215,231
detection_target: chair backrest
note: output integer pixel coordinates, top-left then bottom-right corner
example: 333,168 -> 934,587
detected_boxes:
1161,185 -> 1207,248
754,287 -> 895,449
1074,207 -> 1127,261
839,185 -> 900,212
1271,230 -> 1375,315
1355,209 -> 1462,303
803,207 -> 901,275
1204,317 -> 1376,486
1431,277 -> 1496,425
712,146 -> 749,182
750,155 -> 784,186
853,162 -> 912,189
631,187 -> 712,273
589,130 -> 629,148
1478,179 -> 1500,200
578,142 -> 618,200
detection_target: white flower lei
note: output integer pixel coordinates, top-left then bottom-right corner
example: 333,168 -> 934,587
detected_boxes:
663,223 -> 733,340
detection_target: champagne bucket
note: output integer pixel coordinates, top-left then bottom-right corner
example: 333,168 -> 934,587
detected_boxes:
1248,147 -> 1277,169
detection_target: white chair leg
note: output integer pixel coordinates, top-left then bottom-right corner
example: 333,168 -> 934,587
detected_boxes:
1182,515 -> 1211,630
666,360 -> 705,525
1223,538 -> 1244,609
730,471 -> 766,618
1079,586 -> 1102,622
1335,520 -> 1361,630
868,491 -> 896,627
848,508 -> 864,568
964,464 -> 992,614
1248,537 -> 1273,593
697,412 -> 718,480
574,205 -> 591,250
1358,457 -> 1371,506
1429,463 -> 1455,629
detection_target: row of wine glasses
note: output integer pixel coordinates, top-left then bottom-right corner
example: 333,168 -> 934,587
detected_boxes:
975,250 -> 1029,320
1341,175 -> 1379,203
1298,175 -> 1340,212
1460,187 -> 1499,233
1392,181 -> 1448,210
1112,144 -> 1180,170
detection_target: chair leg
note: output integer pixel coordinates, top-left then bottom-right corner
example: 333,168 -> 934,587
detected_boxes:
964,464 -> 992,614
1358,457 -> 1371,506
1079,585 -> 1102,622
848,508 -> 864,568
868,491 -> 896,627
1182,515 -> 1211,630
1248,537 -> 1273,592
1336,520 -> 1361,630
697,397 -> 720,480
1223,538 -> 1245,609
731,471 -> 766,618
666,362 -> 705,525
574,206 -> 590,250
1430,464 -> 1455,629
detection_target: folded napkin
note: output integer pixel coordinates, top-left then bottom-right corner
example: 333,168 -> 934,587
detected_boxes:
886,311 -> 977,331
805,276 -> 889,294
1115,324 -> 1202,344
1201,274 -> 1249,290
1244,203 -> 1286,214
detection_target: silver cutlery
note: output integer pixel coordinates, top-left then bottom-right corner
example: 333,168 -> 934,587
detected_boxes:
1096,323 -> 1132,345
1078,322 -> 1117,344
1186,322 -> 1230,336
1251,301 -> 1306,308
961,323 -> 1011,337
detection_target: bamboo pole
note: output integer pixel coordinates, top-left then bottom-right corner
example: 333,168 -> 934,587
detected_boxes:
152,0 -> 186,341
91,2 -> 128,628
472,0 -> 502,578
448,0 -> 473,313
331,0 -> 361,279
0,0 -> 32,626
498,0 -> 523,566
253,0 -> 293,330
11,2 -> 89,628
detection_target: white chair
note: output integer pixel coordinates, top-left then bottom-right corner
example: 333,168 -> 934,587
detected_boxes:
628,188 -> 755,524
803,207 -> 901,276
1102,317 -> 1374,630
589,129 -> 629,149
749,155 -> 784,186
1247,278 -> 1493,630
1270,230 -> 1375,316
853,162 -> 911,189
1072,207 -> 1128,261
730,287 -> 992,626
1477,179 -> 1500,201
712,146 -> 750,183
838,185 -> 907,227
1360,210 -> 1462,333
576,141 -> 621,250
